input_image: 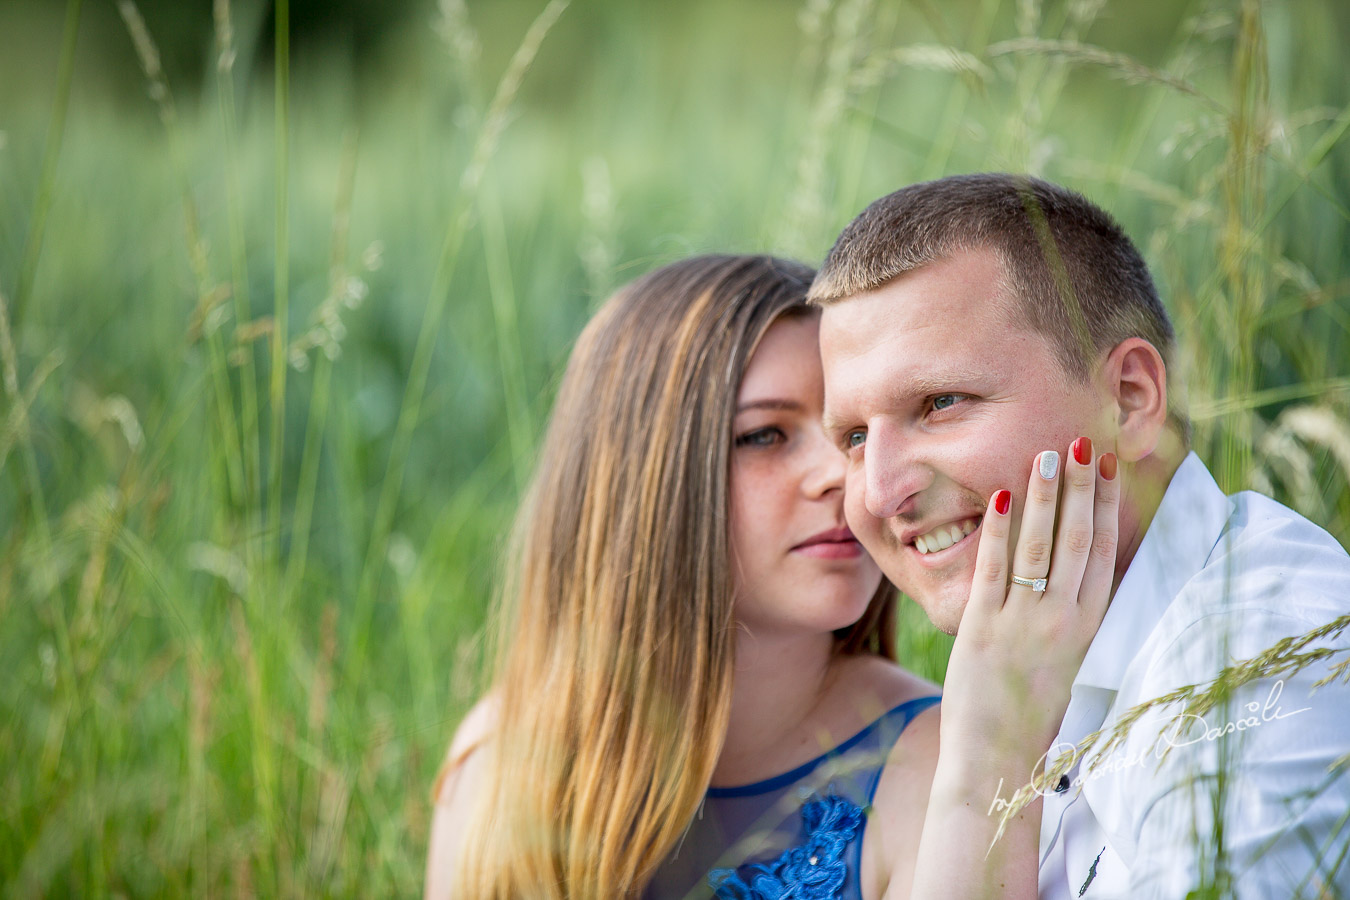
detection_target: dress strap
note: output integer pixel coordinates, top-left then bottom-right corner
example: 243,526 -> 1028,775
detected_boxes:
707,695 -> 941,798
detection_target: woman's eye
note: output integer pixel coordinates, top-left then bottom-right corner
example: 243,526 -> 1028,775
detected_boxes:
931,394 -> 962,412
846,430 -> 866,449
735,427 -> 783,448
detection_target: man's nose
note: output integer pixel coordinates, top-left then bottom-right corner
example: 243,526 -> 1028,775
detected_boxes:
863,427 -> 927,519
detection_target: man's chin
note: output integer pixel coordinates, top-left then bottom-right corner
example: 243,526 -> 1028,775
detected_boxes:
876,554 -> 971,632
930,607 -> 962,637
898,582 -> 967,636
938,607 -> 966,636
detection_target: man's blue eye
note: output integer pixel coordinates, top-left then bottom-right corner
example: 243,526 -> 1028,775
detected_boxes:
847,430 -> 866,448
932,394 -> 960,411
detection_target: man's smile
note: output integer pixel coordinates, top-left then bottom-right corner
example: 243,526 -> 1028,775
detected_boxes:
910,515 -> 982,555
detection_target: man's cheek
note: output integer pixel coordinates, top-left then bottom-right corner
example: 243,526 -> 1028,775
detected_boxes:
843,472 -> 866,521
842,494 -> 865,537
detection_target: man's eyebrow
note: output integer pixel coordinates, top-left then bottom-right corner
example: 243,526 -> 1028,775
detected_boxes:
819,368 -> 986,434
900,369 -> 985,395
861,369 -> 988,402
735,399 -> 803,414
820,408 -> 855,436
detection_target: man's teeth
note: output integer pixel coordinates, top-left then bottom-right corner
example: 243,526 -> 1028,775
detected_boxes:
914,518 -> 980,554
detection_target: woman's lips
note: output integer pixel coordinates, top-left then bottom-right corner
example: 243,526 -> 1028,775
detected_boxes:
794,540 -> 863,559
792,527 -> 864,559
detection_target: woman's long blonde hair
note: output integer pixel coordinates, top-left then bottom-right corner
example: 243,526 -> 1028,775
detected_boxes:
450,255 -> 897,898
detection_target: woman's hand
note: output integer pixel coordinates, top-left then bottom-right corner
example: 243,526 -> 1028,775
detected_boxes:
901,439 -> 1119,900
940,439 -> 1120,776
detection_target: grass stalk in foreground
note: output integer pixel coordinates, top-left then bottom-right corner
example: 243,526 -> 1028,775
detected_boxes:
0,287 -> 75,786
116,0 -> 248,513
918,0 -> 998,180
215,0 -> 265,536
234,1 -> 292,886
778,0 -> 872,259
478,179 -> 535,494
119,1 -> 286,887
12,0 -> 82,327
284,130 -> 360,604
1213,0 -> 1269,492
269,0 -> 290,571
344,0 -> 569,688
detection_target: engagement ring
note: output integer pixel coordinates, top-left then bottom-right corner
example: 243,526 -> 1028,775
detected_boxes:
1011,575 -> 1048,592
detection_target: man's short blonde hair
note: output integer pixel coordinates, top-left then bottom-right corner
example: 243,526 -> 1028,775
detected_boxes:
809,173 -> 1176,387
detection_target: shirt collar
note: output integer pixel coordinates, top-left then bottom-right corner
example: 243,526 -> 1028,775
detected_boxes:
1072,452 -> 1234,692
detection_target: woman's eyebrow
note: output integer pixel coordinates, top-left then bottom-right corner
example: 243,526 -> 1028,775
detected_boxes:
735,398 -> 803,414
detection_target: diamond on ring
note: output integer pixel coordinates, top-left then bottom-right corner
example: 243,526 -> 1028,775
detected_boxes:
1012,575 -> 1047,592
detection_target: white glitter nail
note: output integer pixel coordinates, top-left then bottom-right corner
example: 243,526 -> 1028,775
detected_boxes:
1039,450 -> 1060,480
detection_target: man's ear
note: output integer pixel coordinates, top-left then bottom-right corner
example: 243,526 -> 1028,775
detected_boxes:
1104,338 -> 1168,462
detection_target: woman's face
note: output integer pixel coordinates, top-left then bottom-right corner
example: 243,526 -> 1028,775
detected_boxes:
728,314 -> 884,638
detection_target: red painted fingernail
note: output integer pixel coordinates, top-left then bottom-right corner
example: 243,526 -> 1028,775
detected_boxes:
1072,436 -> 1092,466
994,489 -> 1011,516
1099,453 -> 1117,480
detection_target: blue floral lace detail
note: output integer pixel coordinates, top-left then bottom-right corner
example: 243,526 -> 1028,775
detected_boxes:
706,793 -> 865,899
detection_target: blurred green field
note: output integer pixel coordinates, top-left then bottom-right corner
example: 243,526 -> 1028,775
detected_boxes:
3,0 -> 1349,895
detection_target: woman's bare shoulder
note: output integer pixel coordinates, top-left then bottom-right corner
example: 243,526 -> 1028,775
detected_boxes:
842,654 -> 940,813
434,696 -> 499,804
426,695 -> 500,899
833,653 -> 941,711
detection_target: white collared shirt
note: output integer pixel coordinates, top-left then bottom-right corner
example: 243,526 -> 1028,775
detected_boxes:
1038,453 -> 1350,899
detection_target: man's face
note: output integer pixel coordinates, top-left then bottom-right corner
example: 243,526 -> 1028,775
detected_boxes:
818,247 -> 1110,634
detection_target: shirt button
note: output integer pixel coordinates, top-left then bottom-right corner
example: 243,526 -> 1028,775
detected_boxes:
1055,775 -> 1070,793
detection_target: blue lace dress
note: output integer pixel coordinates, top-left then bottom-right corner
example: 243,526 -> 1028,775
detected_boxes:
644,695 -> 941,900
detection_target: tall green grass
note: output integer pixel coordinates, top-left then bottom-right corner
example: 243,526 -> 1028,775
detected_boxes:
2,0 -> 1348,895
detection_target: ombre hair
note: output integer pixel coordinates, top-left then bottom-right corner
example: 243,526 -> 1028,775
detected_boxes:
447,255 -> 896,898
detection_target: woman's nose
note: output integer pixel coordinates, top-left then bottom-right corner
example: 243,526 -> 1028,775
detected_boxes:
802,429 -> 847,499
